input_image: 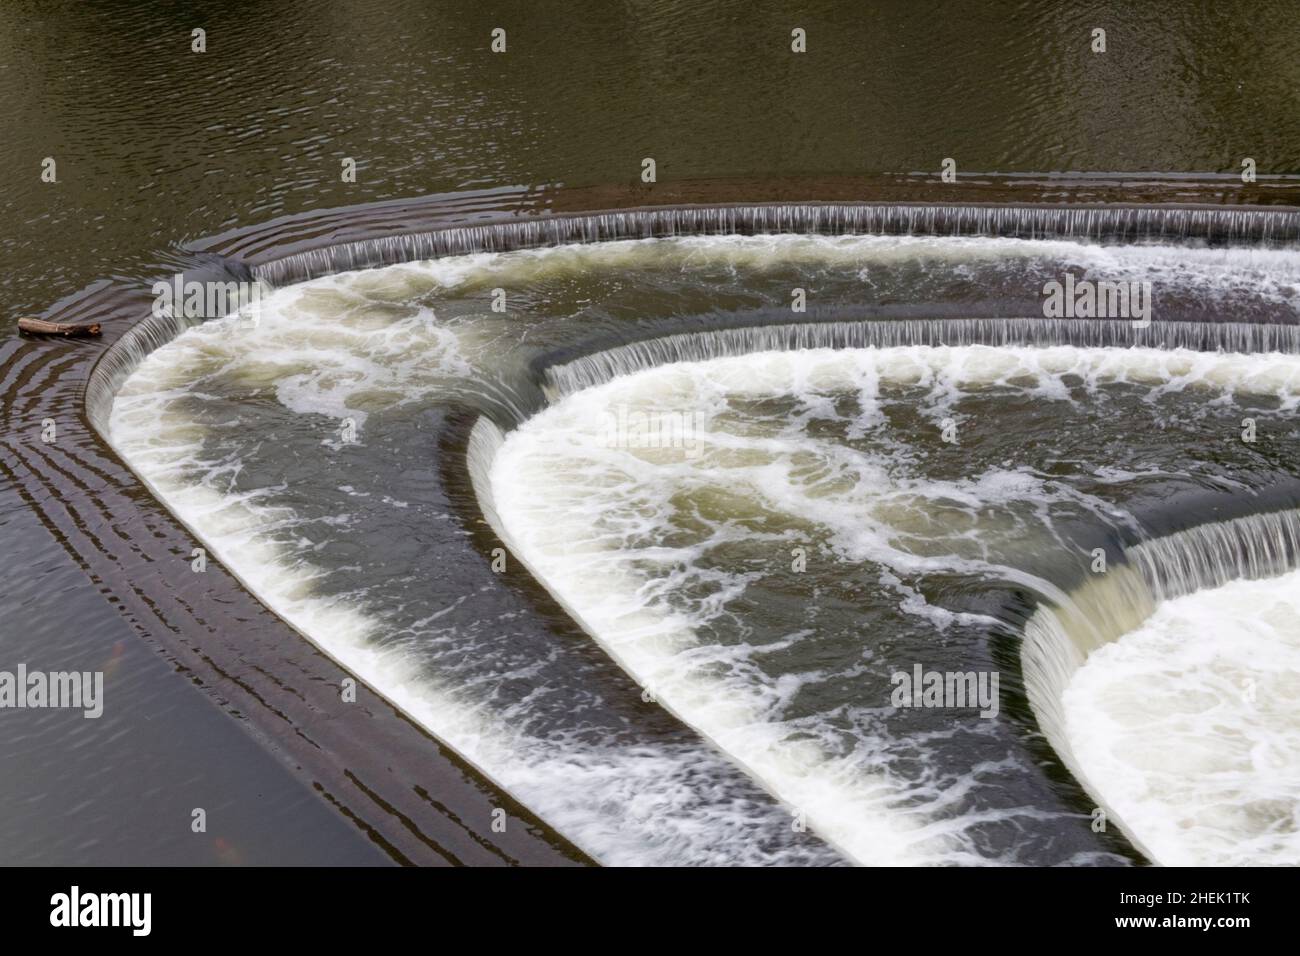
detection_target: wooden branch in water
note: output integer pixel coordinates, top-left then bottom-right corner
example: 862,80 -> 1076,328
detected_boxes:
17,317 -> 101,337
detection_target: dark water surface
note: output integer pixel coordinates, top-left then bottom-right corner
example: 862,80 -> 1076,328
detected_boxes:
5,0 -> 1300,320
2,1 -> 1299,864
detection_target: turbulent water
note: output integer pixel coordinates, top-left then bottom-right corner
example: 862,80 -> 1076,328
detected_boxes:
1064,570 -> 1300,866
107,233 -> 1300,865
495,346 -> 1300,865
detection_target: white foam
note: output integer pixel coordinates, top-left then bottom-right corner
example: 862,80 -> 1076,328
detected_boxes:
396,232 -> 1300,302
109,282 -> 826,866
1063,570 -> 1300,866
106,234 -> 1300,865
493,344 -> 1300,865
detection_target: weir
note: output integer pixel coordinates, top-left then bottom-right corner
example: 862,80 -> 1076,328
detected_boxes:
248,202 -> 1300,287
542,318 -> 1300,401
70,198 -> 1300,865
93,200 -> 1300,424
1022,508 -> 1300,859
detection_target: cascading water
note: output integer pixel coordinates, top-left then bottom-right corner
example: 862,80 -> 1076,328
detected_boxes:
89,208 -> 1300,865
543,318 -> 1300,400
248,203 -> 1300,287
494,345 -> 1300,865
1024,509 -> 1300,865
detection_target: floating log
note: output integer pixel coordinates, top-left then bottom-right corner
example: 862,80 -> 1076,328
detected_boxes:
18,317 -> 101,337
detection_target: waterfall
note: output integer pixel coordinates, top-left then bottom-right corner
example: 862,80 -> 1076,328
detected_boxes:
249,203 -> 1300,287
85,310 -> 203,435
87,201 -> 1300,439
1021,508 -> 1300,859
465,416 -> 507,534
85,256 -> 258,434
80,200 -> 1300,865
543,318 -> 1300,400
1131,510 -> 1300,602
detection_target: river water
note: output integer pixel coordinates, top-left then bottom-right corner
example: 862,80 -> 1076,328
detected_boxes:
3,1 -> 1299,864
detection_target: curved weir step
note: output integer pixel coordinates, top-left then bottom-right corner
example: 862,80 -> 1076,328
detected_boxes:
9,192 -> 1300,864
